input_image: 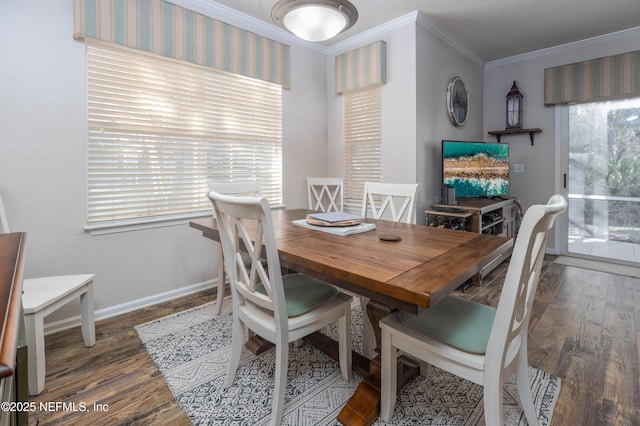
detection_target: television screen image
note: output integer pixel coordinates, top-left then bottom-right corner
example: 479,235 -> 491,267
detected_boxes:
442,140 -> 509,198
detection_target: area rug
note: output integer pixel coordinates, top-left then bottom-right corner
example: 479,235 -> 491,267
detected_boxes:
136,297 -> 561,425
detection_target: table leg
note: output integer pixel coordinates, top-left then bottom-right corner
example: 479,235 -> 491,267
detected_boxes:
336,300 -> 419,426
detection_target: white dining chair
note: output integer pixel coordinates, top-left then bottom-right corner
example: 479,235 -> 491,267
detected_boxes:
207,182 -> 261,314
208,190 -> 353,426
379,194 -> 567,425
0,192 -> 95,396
307,177 -> 344,212
359,181 -> 420,357
361,181 -> 419,224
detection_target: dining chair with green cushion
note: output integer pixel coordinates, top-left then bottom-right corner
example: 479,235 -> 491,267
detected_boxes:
207,182 -> 262,314
307,177 -> 344,212
361,181 -> 419,224
208,190 -> 353,426
380,194 -> 567,426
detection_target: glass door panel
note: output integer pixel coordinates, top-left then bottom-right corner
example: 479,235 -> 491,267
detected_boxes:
568,98 -> 640,263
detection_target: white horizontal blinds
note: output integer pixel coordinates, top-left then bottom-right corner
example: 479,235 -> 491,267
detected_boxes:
343,87 -> 382,210
87,40 -> 282,224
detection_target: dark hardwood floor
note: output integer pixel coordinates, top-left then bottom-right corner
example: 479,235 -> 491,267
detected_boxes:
27,256 -> 640,425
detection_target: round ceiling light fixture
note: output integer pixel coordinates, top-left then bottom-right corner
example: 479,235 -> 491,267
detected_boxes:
272,0 -> 358,42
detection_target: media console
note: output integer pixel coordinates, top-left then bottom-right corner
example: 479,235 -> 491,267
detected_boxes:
426,196 -> 519,281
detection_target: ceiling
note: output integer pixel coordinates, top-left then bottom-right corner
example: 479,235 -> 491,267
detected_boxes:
208,0 -> 640,62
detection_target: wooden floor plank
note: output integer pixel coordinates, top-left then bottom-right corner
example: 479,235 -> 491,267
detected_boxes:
24,258 -> 640,425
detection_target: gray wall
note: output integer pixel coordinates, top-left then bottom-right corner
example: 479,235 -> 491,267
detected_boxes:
415,16 -> 484,225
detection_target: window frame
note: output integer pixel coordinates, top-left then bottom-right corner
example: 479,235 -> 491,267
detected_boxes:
83,40 -> 283,234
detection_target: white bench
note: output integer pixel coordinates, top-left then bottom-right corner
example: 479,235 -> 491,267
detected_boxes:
21,274 -> 96,395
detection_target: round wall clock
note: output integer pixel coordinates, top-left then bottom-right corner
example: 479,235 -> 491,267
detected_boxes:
446,76 -> 469,126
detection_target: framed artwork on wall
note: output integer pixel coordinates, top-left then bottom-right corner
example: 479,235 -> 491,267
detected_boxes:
446,76 -> 469,126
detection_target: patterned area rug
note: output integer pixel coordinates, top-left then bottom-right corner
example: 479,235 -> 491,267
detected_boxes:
136,298 -> 561,425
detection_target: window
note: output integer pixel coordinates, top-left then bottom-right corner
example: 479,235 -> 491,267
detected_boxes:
85,40 -> 282,228
343,87 -> 382,210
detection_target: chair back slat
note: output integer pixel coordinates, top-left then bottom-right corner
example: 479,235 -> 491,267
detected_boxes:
360,182 -> 419,224
208,191 -> 285,317
486,194 -> 567,366
206,182 -> 263,315
307,177 -> 343,212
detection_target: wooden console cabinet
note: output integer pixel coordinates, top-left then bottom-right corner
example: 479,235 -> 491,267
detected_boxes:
426,196 -> 519,279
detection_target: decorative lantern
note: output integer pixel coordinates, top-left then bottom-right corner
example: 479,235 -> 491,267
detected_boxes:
505,81 -> 523,129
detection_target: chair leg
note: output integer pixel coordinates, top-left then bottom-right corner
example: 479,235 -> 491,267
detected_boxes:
80,282 -> 96,347
224,313 -> 244,388
215,243 -> 225,315
338,305 -> 352,380
24,312 -> 45,395
271,336 -> 289,426
483,374 -> 505,426
380,327 -> 398,422
516,352 -> 539,426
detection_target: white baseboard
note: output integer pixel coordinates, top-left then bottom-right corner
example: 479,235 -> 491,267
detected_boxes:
554,256 -> 640,278
43,279 -> 217,336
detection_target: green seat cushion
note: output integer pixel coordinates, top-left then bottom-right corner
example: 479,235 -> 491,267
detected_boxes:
399,295 -> 496,354
257,274 -> 338,318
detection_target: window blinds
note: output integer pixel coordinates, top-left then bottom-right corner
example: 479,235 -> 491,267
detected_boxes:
343,87 -> 382,210
86,40 -> 282,225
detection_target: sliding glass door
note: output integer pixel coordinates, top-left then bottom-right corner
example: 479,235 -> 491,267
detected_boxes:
566,98 -> 640,264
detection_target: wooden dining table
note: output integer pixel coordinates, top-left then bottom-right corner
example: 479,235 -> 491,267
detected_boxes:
190,208 -> 512,426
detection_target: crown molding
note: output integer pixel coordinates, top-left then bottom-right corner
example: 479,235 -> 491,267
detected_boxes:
143,2 -> 640,70
415,11 -> 485,68
166,2 -> 488,64
326,11 -> 418,56
485,26 -> 640,69
327,10 -> 486,67
168,0 -> 328,53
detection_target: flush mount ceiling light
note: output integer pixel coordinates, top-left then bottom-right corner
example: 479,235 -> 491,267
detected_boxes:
272,0 -> 358,42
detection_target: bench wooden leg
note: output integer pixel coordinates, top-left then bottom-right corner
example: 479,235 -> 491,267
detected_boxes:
24,312 -> 45,396
80,283 -> 96,347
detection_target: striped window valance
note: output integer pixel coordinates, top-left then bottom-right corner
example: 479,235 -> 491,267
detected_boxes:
336,41 -> 386,95
73,0 -> 290,88
544,50 -> 640,105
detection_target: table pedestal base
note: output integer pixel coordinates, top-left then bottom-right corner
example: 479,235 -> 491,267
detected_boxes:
336,300 -> 420,426
336,354 -> 419,426
245,335 -> 273,355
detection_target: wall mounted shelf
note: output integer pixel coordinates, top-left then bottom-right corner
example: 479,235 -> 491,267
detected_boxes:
488,128 -> 542,145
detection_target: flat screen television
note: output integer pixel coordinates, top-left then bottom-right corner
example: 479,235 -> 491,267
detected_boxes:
442,140 -> 510,198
